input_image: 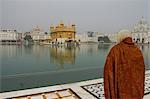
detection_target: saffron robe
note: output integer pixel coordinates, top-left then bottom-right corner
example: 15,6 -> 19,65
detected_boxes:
104,37 -> 145,99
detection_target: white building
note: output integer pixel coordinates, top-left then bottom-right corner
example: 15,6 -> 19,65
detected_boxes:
30,26 -> 51,42
131,17 -> 150,43
107,33 -> 118,43
76,32 -> 112,43
0,30 -> 22,42
76,32 -> 98,43
106,18 -> 150,43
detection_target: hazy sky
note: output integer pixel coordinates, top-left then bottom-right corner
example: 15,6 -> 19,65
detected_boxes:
0,0 -> 2,26
148,0 -> 150,24
1,0 -> 149,33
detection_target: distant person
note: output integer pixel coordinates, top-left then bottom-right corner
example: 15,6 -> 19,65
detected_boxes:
104,30 -> 145,99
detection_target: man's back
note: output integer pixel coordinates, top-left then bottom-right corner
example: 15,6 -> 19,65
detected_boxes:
104,37 -> 145,99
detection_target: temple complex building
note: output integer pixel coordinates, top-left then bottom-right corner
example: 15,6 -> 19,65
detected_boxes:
30,26 -> 51,42
76,32 -> 97,43
0,30 -> 22,44
76,32 -> 111,43
131,17 -> 150,43
50,21 -> 76,44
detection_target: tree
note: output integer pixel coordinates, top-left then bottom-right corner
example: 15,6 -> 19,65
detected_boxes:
24,35 -> 33,42
45,32 -> 48,34
98,36 -> 111,43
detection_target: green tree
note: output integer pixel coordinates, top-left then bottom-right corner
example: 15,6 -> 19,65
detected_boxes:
24,35 -> 33,42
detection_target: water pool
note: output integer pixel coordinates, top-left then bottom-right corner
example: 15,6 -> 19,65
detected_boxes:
0,44 -> 150,92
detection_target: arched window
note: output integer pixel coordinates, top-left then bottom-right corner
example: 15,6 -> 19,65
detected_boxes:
142,38 -> 144,43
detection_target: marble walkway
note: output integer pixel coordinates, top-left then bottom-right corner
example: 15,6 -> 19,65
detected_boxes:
0,70 -> 150,99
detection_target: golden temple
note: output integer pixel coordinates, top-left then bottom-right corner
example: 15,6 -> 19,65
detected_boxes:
50,21 -> 76,44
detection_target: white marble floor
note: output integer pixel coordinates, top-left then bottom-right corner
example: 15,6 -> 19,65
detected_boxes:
0,70 -> 150,99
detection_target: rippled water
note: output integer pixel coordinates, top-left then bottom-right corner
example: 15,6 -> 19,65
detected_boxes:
0,43 -> 150,92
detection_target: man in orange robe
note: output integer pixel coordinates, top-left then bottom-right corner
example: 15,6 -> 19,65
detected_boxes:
104,30 -> 145,99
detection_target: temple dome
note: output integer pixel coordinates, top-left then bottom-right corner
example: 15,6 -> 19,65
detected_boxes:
132,17 -> 150,33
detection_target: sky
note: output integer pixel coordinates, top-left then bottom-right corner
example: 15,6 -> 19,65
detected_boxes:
1,0 -> 149,33
148,1 -> 150,24
0,0 -> 2,27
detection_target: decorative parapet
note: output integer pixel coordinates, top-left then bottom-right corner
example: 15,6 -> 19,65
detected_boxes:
50,22 -> 75,33
50,21 -> 76,41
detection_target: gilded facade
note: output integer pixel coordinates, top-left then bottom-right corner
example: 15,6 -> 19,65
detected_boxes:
50,21 -> 76,43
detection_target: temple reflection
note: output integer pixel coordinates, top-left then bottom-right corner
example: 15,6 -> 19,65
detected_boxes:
49,46 -> 76,66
